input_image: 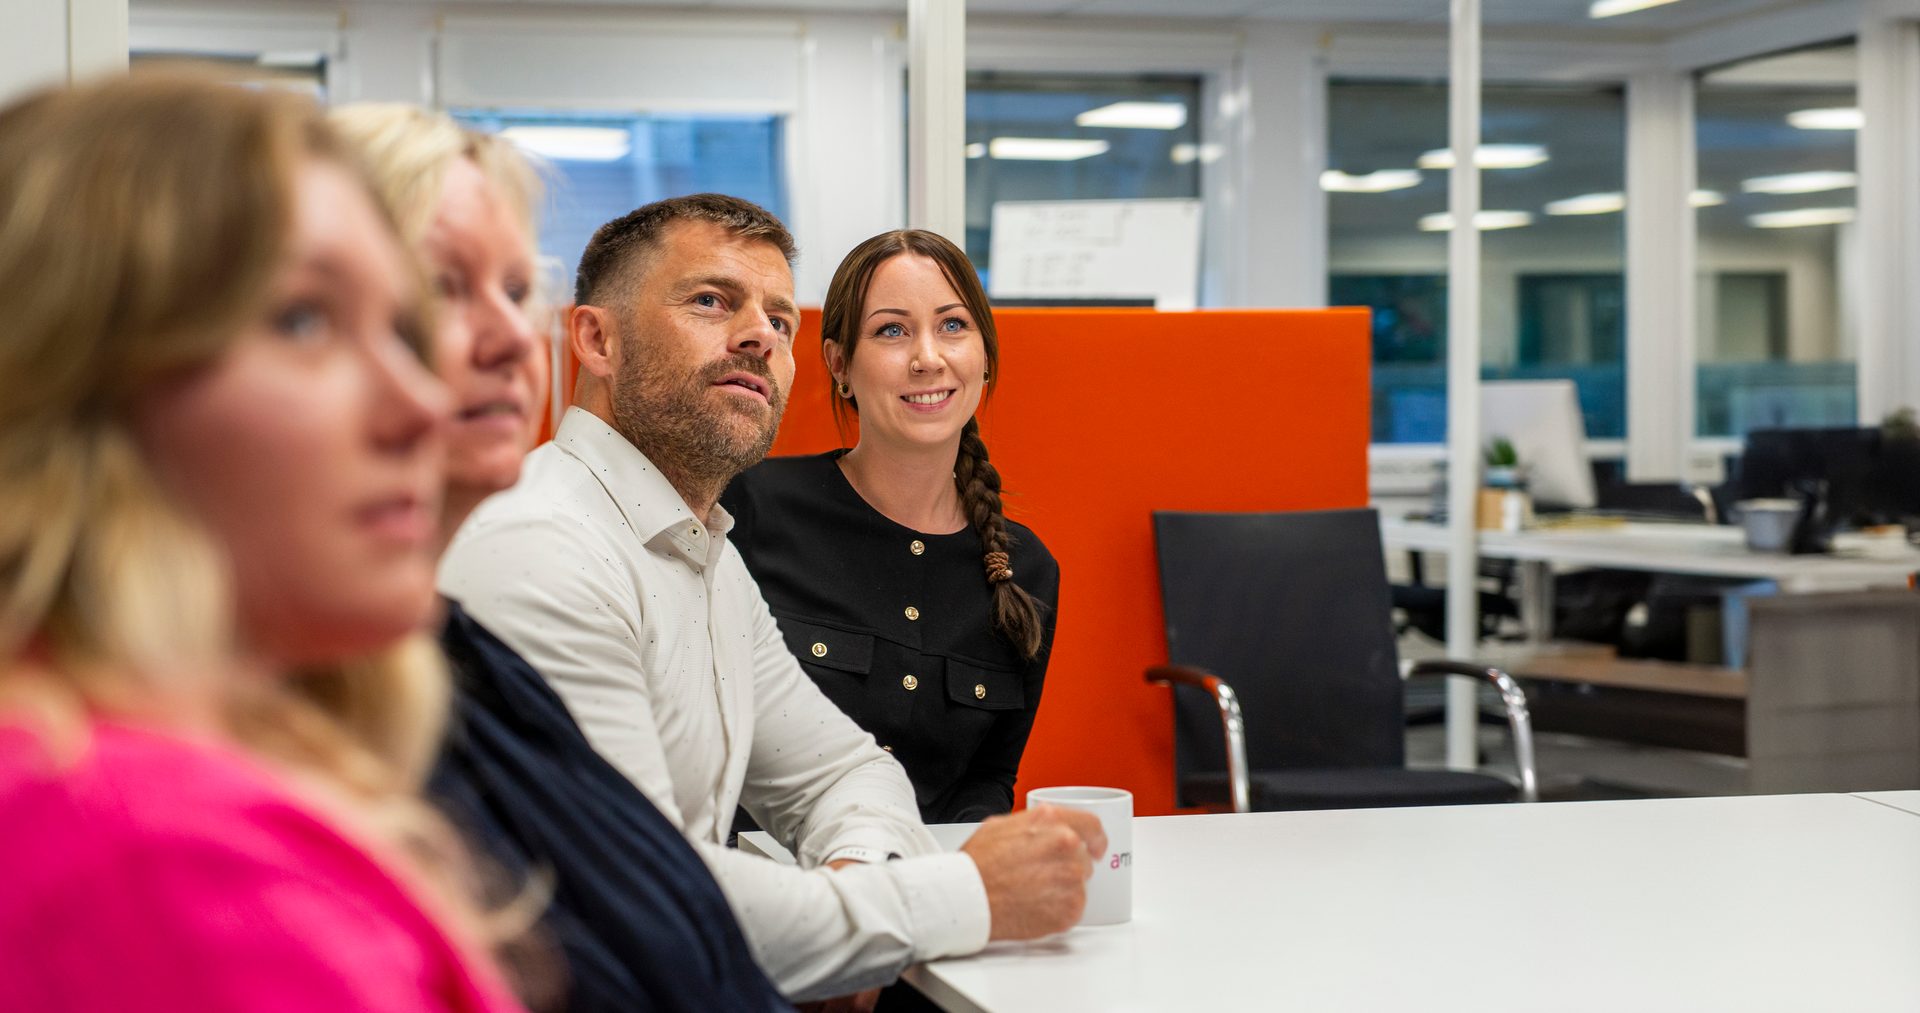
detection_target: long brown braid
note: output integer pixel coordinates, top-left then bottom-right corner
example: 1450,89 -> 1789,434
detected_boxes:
953,417 -> 1045,657
820,230 -> 1047,658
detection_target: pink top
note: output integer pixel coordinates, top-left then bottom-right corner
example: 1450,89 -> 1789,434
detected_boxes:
0,718 -> 530,1013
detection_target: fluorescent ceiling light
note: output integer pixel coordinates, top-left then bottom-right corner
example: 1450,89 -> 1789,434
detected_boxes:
1545,192 -> 1625,216
1075,101 -> 1187,130
499,125 -> 630,162
1742,170 -> 1857,195
1417,144 -> 1549,170
1749,207 -> 1855,229
988,137 -> 1110,161
1540,190 -> 1725,215
1787,107 -> 1863,130
1320,169 -> 1422,193
1171,143 -> 1226,165
965,143 -> 987,159
256,50 -> 324,69
1419,211 -> 1535,232
1590,0 -> 1683,18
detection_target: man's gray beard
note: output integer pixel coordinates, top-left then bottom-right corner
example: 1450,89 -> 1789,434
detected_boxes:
608,338 -> 785,507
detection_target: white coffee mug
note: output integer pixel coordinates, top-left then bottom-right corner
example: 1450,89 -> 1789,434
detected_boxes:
1025,786 -> 1132,926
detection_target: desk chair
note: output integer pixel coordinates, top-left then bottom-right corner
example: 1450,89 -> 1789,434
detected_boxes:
1146,509 -> 1537,813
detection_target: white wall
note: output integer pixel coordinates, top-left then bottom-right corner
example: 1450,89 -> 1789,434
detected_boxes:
118,0 -> 1901,433
130,1 -> 1335,308
3,0 -> 128,104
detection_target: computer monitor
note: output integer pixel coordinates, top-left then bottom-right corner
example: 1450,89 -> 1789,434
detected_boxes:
1483,379 -> 1597,510
1736,427 -> 1920,528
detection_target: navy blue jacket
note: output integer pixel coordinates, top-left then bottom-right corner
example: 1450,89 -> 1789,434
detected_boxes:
430,601 -> 792,1013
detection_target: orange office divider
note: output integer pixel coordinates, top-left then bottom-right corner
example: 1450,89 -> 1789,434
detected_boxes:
770,308 -> 1371,816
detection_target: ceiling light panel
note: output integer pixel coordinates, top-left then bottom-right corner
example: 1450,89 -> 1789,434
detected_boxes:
1742,171 -> 1858,195
1075,101 -> 1188,130
1417,144 -> 1549,170
1320,169 -> 1422,193
1787,107 -> 1863,131
499,125 -> 630,162
1419,211 -> 1535,232
988,137 -> 1111,161
1545,192 -> 1625,216
1749,207 -> 1856,229
1589,0 -> 1684,18
1171,143 -> 1226,165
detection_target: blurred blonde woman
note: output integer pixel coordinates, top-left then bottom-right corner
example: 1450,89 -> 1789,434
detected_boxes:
332,105 -> 791,1013
0,75 -> 528,1012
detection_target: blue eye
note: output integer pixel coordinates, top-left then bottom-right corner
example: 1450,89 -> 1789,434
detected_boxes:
695,293 -> 721,309
941,317 -> 966,333
877,322 -> 905,338
272,301 -> 327,343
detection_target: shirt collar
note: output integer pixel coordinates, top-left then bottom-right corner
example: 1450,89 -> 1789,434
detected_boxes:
551,407 -> 734,568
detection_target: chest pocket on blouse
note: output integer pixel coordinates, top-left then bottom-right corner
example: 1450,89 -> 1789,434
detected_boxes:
946,659 -> 1024,712
775,616 -> 874,676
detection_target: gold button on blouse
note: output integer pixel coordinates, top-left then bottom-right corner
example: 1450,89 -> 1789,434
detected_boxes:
904,606 -> 920,621
810,642 -> 828,658
902,674 -> 919,691
974,683 -> 987,700
910,539 -> 925,556
882,744 -> 893,753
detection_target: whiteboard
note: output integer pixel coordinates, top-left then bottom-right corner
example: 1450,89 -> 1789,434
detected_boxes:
987,199 -> 1203,311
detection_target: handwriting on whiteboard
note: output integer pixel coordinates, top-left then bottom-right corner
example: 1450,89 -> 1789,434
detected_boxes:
988,199 -> 1203,311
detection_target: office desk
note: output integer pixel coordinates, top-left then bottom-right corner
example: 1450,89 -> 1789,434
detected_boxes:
1383,517 -> 1920,789
787,798 -> 1920,1012
1856,790 -> 1920,817
1380,517 -> 1920,600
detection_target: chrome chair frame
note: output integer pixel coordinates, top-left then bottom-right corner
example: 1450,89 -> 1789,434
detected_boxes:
1145,660 -> 1538,814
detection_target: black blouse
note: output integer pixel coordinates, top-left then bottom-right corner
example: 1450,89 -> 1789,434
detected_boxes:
429,601 -> 792,1013
720,451 -> 1059,825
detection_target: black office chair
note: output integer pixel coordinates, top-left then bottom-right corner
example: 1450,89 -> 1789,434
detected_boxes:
1146,508 -> 1537,813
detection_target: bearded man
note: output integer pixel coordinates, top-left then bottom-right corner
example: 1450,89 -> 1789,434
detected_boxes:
439,194 -> 1103,1008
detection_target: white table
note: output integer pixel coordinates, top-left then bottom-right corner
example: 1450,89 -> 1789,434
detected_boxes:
1855,790 -> 1920,818
759,798 -> 1920,1012
1380,517 -> 1920,597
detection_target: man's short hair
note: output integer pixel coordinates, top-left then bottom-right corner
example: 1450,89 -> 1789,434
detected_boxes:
574,193 -> 797,307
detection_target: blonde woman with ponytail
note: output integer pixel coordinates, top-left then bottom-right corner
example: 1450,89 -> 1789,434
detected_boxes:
722,229 -> 1059,825
0,74 -> 529,1012
332,106 -> 792,1013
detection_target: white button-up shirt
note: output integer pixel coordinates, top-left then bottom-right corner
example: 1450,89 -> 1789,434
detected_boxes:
439,408 -> 990,999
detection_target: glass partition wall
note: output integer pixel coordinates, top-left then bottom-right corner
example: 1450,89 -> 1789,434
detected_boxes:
1694,40 -> 1859,437
1328,81 -> 1627,444
963,74 -> 1202,290
452,110 -> 789,288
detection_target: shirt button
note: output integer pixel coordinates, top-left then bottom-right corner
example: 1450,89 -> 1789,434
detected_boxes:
910,539 -> 926,556
810,642 -> 828,658
904,606 -> 920,621
882,744 -> 893,753
902,674 -> 919,691
974,683 -> 987,700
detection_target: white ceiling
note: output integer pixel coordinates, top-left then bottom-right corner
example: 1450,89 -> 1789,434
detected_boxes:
441,0 -> 1815,38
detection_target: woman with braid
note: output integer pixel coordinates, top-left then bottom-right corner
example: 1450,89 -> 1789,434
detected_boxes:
722,230 -> 1059,826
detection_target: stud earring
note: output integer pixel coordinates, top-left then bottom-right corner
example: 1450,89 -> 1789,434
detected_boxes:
983,370 -> 991,384
836,381 -> 852,399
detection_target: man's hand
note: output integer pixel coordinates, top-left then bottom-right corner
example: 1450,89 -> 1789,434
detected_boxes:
960,805 -> 1107,941
796,989 -> 880,1013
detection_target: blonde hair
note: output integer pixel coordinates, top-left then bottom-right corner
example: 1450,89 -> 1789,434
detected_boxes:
0,70 -> 524,969
329,103 -> 542,251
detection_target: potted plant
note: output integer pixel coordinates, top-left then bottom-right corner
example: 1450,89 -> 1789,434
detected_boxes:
1479,437 -> 1531,531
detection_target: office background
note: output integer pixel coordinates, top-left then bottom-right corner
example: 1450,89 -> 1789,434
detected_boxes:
11,0 -> 1915,483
